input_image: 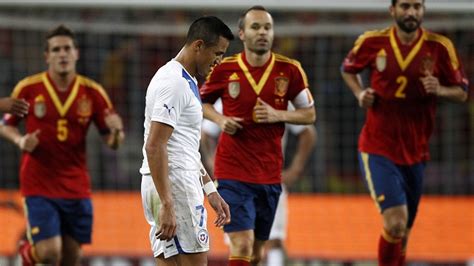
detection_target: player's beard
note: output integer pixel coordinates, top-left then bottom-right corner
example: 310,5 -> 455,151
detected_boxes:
249,41 -> 272,56
396,16 -> 421,33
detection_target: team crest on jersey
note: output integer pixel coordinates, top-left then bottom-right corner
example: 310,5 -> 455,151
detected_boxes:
274,76 -> 289,97
196,228 -> 209,245
34,94 -> 46,118
376,49 -> 387,72
228,82 -> 240,99
77,95 -> 92,117
420,54 -> 434,75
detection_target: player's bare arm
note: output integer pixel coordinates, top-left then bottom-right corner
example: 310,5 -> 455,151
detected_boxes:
341,72 -> 375,108
420,71 -> 467,102
145,121 -> 176,241
199,164 -> 231,227
104,110 -> 125,150
0,97 -> 29,117
203,103 -> 243,135
0,125 -> 40,152
253,97 -> 315,124
282,126 -> 317,187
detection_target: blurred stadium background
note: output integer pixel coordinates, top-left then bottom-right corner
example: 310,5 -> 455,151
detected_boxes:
0,0 -> 473,265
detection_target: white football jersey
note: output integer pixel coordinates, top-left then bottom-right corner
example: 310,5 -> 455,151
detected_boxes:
140,60 -> 202,174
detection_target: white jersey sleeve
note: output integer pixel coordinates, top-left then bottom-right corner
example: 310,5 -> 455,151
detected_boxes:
151,78 -> 189,129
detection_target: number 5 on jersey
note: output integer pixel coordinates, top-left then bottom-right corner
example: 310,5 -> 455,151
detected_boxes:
57,118 -> 68,141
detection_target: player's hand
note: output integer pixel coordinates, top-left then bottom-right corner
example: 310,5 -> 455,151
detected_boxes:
208,192 -> 231,227
0,98 -> 29,117
16,129 -> 40,152
282,166 -> 302,187
357,88 -> 375,108
420,71 -> 440,95
253,98 -> 280,123
156,203 -> 177,241
104,109 -> 124,131
217,116 -> 243,135
104,110 -> 125,149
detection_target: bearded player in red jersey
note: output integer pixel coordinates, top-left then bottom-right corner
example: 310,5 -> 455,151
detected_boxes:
200,6 -> 316,266
341,1 -> 468,265
0,25 -> 125,265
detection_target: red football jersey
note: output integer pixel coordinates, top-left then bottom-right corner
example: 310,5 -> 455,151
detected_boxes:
3,72 -> 114,198
342,27 -> 469,165
200,52 -> 309,184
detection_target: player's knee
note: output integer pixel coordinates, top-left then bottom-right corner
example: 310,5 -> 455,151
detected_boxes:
251,250 -> 265,265
38,246 -> 61,264
386,219 -> 406,238
230,237 -> 253,256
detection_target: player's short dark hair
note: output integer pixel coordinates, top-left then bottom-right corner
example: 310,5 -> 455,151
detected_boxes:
391,0 -> 424,6
238,5 -> 268,30
45,24 -> 77,51
185,16 -> 234,47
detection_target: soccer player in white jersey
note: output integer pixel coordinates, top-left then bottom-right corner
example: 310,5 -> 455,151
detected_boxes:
140,16 -> 234,266
201,101 -> 316,266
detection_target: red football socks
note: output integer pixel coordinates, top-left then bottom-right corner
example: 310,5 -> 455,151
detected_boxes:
228,256 -> 251,266
378,229 -> 402,266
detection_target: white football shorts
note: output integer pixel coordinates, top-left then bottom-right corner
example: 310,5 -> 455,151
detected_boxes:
141,169 -> 209,258
269,185 -> 288,240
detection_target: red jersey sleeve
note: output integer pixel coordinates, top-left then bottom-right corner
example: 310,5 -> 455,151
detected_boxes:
436,38 -> 469,91
287,59 -> 309,101
85,79 -> 115,135
200,62 -> 228,104
3,80 -> 30,126
342,33 -> 377,74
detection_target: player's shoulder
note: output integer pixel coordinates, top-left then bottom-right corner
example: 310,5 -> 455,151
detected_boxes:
351,27 -> 390,54
15,72 -> 44,89
11,72 -> 45,97
221,54 -> 239,64
77,75 -> 104,91
152,65 -> 189,92
77,75 -> 113,106
424,30 -> 455,49
356,27 -> 391,43
274,53 -> 302,67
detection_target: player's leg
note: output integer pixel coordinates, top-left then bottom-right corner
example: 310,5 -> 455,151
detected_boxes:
58,198 -> 93,265
61,235 -> 81,266
218,180 -> 257,265
142,174 -> 166,260
156,254 -> 177,266
265,187 -> 287,266
398,229 -> 410,266
21,196 -> 63,265
359,152 -> 408,266
381,205 -> 408,264
142,170 -> 211,264
397,162 -> 425,266
252,183 -> 281,265
227,230 -> 254,263
176,252 -> 208,266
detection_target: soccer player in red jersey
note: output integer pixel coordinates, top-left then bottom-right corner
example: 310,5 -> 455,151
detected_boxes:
341,1 -> 469,265
0,25 -> 125,265
200,6 -> 316,266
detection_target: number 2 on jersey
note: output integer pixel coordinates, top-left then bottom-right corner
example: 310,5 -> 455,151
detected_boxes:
57,119 -> 68,141
395,75 -> 407,98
